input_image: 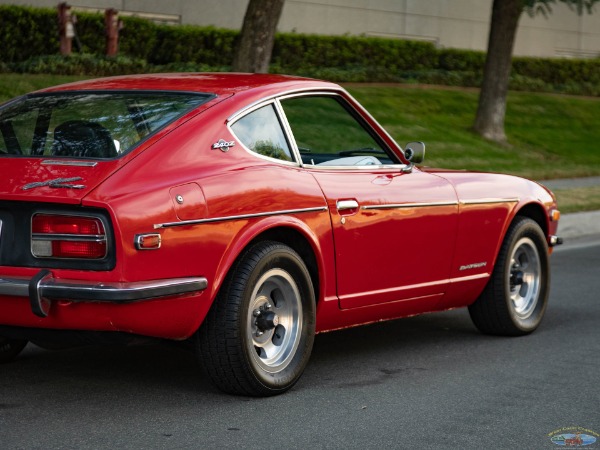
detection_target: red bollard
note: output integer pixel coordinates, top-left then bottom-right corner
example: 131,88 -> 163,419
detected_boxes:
57,2 -> 74,55
104,9 -> 122,57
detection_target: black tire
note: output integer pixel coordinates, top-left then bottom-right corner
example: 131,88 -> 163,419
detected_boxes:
468,217 -> 550,336
198,241 -> 316,396
0,337 -> 28,363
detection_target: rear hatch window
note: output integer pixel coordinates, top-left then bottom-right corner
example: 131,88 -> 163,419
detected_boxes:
0,91 -> 215,159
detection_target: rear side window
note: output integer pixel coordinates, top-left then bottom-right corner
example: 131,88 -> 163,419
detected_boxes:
230,104 -> 294,163
0,91 -> 214,159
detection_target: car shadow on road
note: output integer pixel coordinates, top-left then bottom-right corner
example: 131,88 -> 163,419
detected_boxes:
2,305 -> 567,398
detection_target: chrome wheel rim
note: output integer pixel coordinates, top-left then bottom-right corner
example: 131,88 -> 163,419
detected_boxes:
247,269 -> 302,373
509,237 -> 541,320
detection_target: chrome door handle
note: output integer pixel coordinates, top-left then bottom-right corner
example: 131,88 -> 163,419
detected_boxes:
337,200 -> 359,212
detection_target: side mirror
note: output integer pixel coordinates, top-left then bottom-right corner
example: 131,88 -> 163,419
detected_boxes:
404,141 -> 425,164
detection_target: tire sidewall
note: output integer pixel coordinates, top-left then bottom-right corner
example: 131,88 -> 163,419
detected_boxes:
502,219 -> 550,333
239,244 -> 315,393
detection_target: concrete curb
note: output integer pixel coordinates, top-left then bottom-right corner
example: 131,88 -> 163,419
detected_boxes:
536,177 -> 600,240
558,210 -> 600,240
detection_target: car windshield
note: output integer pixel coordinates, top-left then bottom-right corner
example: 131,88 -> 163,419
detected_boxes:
0,91 -> 214,159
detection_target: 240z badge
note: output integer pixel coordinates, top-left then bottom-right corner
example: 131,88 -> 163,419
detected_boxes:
212,139 -> 236,152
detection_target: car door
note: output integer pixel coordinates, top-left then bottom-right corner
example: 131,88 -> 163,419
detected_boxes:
279,93 -> 459,309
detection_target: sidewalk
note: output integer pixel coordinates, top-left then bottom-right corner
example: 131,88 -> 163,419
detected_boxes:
556,210 -> 600,240
538,176 -> 600,191
537,176 -> 600,240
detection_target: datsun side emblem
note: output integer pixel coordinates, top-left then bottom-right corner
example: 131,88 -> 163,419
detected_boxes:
212,139 -> 236,152
22,177 -> 85,190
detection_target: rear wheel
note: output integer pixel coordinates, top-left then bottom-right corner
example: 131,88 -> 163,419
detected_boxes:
0,337 -> 28,363
469,217 -> 550,336
198,241 -> 315,396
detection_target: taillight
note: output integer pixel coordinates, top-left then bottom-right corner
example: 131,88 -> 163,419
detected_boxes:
31,214 -> 107,259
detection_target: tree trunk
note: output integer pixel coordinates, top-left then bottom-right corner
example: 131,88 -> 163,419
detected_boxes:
474,0 -> 524,143
232,0 -> 285,73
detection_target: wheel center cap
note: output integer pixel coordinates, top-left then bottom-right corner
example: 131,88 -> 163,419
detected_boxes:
255,311 -> 279,331
511,270 -> 525,286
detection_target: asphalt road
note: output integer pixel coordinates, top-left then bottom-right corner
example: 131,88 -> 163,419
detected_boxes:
1,238 -> 599,450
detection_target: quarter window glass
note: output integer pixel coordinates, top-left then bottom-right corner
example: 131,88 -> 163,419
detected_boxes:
231,104 -> 294,162
281,95 -> 394,166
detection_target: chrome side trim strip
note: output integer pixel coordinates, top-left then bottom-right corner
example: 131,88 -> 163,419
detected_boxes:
340,273 -> 490,302
41,160 -> 98,167
449,273 -> 490,284
460,198 -> 520,205
360,198 -> 519,211
154,206 -> 328,229
361,201 -> 458,210
0,274 -> 207,303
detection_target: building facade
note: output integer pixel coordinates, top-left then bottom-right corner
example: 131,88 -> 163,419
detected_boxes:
2,0 -> 599,58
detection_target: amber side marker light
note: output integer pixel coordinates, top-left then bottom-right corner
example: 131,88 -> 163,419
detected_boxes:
550,209 -> 561,222
135,233 -> 162,250
31,214 -> 107,259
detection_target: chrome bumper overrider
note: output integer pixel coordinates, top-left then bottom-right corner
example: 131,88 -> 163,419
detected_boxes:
549,235 -> 563,246
0,270 -> 208,318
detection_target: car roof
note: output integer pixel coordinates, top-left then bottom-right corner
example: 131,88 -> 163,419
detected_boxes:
37,73 -> 339,97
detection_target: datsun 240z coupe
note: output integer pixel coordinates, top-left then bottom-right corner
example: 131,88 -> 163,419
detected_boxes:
0,73 -> 561,396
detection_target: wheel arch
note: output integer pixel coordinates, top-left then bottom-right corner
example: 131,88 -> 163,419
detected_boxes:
486,201 -> 550,275
247,227 -> 321,303
210,218 -> 326,313
514,202 -> 549,237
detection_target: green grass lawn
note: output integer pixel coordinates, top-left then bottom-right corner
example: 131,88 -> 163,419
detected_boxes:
346,85 -> 600,180
554,186 -> 600,214
0,73 -> 89,102
2,73 -> 599,211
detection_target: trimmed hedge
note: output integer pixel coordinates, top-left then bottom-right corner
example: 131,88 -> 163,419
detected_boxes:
0,5 -> 59,62
1,5 -> 598,95
272,34 -> 439,71
150,25 -> 237,65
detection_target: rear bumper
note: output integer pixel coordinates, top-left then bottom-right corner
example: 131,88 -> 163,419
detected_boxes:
0,270 -> 207,318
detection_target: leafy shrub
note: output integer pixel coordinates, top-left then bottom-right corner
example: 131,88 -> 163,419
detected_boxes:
150,25 -> 237,65
0,5 -> 59,61
438,49 -> 485,72
11,54 -> 149,76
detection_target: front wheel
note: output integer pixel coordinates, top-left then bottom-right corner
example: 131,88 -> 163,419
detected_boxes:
198,241 -> 316,396
469,217 -> 550,336
0,337 -> 28,363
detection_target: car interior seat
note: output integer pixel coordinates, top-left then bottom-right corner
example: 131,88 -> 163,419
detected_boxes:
51,120 -> 117,158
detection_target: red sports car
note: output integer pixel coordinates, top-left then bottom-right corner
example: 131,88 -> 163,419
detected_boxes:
0,74 -> 561,396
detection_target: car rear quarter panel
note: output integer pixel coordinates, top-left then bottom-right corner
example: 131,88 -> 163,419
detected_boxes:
82,101 -> 333,338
